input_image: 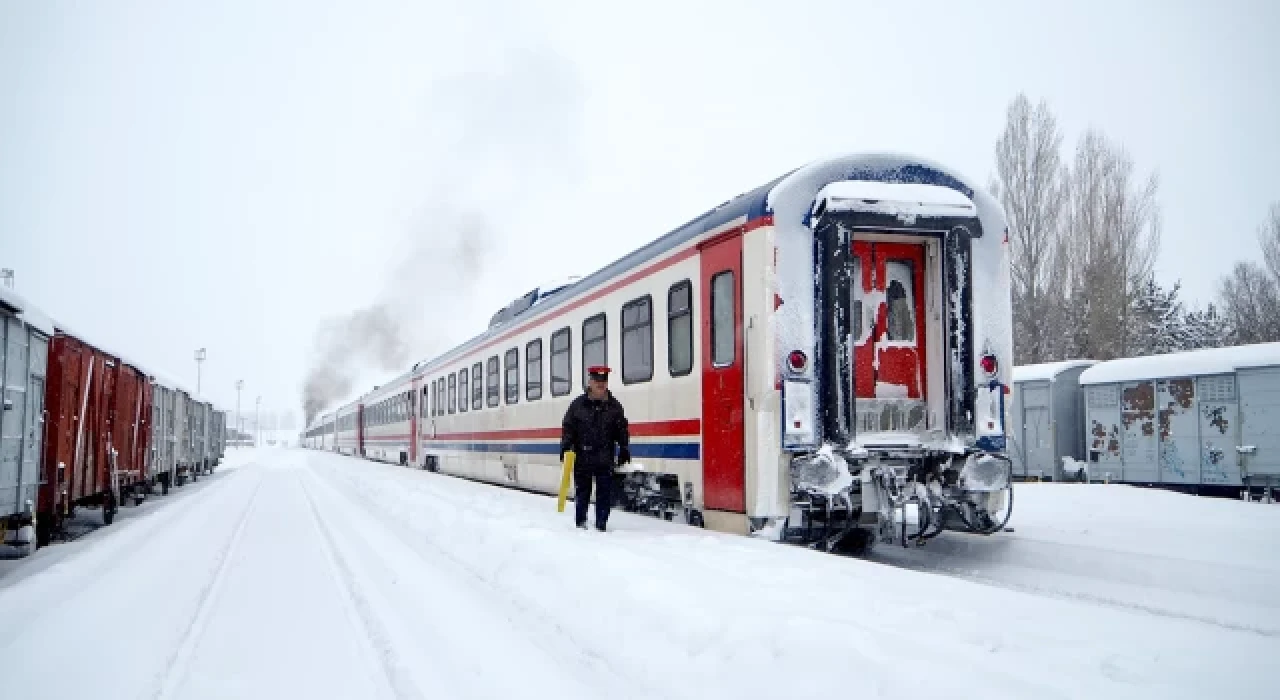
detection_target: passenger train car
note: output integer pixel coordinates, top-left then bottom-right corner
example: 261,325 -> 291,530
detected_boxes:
304,152 -> 1014,552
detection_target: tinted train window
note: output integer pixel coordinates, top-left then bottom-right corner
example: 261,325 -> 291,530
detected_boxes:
550,327 -> 571,397
504,348 -> 519,404
421,387 -> 428,418
486,356 -> 500,407
458,369 -> 468,413
448,374 -> 457,414
526,339 -> 542,401
711,271 -> 735,366
668,281 -> 692,377
851,256 -> 867,344
472,362 -> 483,410
582,313 -> 607,391
621,296 -> 653,384
885,259 -> 915,341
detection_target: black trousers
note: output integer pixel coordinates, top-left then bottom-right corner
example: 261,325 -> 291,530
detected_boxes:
574,462 -> 615,527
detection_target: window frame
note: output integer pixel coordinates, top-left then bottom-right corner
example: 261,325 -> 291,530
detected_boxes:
667,280 -> 693,377
486,356 -> 500,407
458,368 -> 468,413
525,338 -> 543,401
581,312 -> 608,392
710,270 -> 736,368
504,348 -> 519,404
550,327 -> 572,397
448,373 -> 457,414
620,294 -> 654,385
472,362 -> 484,410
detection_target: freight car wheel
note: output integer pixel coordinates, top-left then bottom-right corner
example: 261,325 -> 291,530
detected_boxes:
103,495 -> 117,526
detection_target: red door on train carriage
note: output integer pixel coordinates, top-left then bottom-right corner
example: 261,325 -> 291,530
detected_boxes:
699,233 -> 745,513
851,241 -> 928,402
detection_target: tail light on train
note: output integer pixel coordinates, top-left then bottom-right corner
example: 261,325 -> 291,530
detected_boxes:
787,350 -> 808,373
980,353 -> 998,378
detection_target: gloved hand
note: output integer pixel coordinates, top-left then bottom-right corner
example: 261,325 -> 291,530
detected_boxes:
617,446 -> 630,465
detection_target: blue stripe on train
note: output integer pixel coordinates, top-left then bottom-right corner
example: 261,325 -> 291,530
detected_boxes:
422,441 -> 700,460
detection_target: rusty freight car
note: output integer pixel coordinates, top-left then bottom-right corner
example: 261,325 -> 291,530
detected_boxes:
36,329 -> 154,544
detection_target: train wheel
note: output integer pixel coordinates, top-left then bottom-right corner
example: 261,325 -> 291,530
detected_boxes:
103,495 -> 117,526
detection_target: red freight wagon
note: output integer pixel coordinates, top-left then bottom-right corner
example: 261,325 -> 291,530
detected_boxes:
36,331 -> 154,545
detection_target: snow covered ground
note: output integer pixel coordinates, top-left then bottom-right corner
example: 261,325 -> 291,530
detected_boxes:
1,448 -> 1277,699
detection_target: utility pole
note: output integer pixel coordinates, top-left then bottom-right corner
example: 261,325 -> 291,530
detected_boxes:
235,379 -> 244,448
194,348 -> 206,395
255,396 -> 261,447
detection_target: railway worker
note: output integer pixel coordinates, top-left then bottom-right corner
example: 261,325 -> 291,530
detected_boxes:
560,365 -> 631,531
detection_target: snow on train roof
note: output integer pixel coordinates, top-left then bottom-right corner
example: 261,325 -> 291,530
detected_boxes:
0,285 -> 56,336
812,181 -> 977,221
1079,343 -> 1280,385
1013,360 -> 1098,383
407,151 -> 1003,376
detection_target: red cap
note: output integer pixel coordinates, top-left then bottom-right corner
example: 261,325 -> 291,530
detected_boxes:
587,366 -> 611,378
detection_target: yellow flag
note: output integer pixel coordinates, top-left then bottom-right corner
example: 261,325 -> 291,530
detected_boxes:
557,451 -> 576,512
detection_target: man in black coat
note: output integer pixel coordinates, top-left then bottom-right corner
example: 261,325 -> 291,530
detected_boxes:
560,365 -> 631,531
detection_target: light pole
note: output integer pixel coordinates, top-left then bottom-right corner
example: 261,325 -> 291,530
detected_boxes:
235,380 -> 244,448
255,396 -> 261,447
194,348 -> 206,395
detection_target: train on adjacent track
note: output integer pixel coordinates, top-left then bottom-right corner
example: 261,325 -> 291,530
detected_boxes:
1,285 -> 226,554
303,152 -> 1016,553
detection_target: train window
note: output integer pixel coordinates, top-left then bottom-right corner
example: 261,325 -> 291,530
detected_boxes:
851,256 -> 867,344
668,281 -> 693,377
486,356 -> 500,407
711,270 -> 735,367
448,374 -> 457,414
430,382 -> 438,418
421,386 -> 428,418
472,362 -> 483,410
526,339 -> 542,401
438,378 -> 446,415
885,260 -> 915,342
582,313 -> 607,391
550,327 -> 571,397
504,348 -> 519,404
621,295 -> 653,384
458,369 -> 468,413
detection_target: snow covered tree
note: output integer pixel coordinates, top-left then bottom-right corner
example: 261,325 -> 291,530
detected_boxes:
991,93 -> 1066,365
1128,276 -> 1185,355
1182,302 -> 1229,350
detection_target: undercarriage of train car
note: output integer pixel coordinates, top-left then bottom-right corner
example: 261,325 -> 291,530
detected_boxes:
781,201 -> 1013,554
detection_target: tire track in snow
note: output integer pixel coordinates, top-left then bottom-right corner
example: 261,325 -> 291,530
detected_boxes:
150,471 -> 265,700
296,471 -> 425,700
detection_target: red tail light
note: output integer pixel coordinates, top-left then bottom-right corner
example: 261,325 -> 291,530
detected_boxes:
788,350 -> 808,372
980,353 -> 998,376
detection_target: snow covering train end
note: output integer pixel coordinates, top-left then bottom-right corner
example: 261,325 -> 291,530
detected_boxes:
302,152 -> 1015,553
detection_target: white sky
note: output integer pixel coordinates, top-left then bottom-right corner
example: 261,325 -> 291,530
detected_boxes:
3,0 -> 1277,420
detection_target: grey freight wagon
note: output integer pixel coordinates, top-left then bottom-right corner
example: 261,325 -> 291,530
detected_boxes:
0,287 -> 52,553
1009,360 -> 1096,481
1078,342 -> 1280,498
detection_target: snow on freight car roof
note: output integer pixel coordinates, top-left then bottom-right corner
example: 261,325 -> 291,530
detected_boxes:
0,285 -> 56,336
1079,343 -> 1280,385
1013,360 -> 1097,383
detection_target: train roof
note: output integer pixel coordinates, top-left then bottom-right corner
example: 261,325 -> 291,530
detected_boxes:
1013,360 -> 1098,383
1079,343 -> 1280,385
0,285 -> 56,336
408,151 -> 999,376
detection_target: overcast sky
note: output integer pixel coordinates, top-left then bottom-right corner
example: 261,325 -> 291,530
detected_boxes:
2,0 -> 1277,422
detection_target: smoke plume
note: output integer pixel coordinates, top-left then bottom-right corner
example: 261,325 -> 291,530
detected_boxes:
301,44 -> 584,426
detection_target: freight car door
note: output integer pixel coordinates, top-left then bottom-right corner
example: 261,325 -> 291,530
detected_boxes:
699,233 -> 745,513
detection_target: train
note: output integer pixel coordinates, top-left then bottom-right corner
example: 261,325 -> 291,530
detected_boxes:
1,284 -> 226,554
303,152 -> 1015,553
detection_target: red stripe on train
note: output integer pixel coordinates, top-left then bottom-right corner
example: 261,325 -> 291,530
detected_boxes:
355,419 -> 701,443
